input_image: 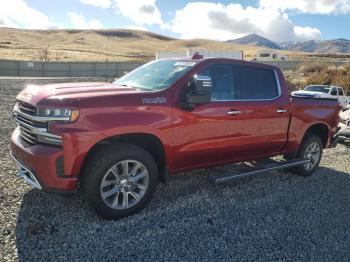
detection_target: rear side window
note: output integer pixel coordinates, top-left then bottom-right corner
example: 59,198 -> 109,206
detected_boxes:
236,65 -> 279,100
338,88 -> 344,96
330,88 -> 338,96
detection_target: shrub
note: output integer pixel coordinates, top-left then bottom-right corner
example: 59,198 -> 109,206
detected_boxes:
298,62 -> 327,74
306,72 -> 332,86
300,62 -> 350,95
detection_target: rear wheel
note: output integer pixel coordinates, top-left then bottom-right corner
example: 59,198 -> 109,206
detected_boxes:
81,143 -> 158,219
289,134 -> 323,177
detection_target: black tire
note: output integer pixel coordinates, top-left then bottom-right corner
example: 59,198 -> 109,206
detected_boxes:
288,133 -> 323,177
81,143 -> 158,219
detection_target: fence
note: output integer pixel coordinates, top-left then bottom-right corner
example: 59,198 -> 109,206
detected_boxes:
259,60 -> 350,71
256,61 -> 301,71
0,60 -> 349,77
0,61 -> 144,78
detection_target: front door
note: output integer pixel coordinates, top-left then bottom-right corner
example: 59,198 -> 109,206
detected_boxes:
172,63 -> 244,171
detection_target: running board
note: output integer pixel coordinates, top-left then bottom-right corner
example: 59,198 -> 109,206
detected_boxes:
208,159 -> 310,185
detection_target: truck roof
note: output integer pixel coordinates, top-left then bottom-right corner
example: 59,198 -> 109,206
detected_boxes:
158,56 -> 279,71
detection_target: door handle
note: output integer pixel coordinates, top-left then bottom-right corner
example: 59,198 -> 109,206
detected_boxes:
276,109 -> 288,113
227,110 -> 241,116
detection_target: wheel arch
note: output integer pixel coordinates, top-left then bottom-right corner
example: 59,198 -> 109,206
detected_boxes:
283,122 -> 330,159
81,133 -> 168,183
303,123 -> 329,148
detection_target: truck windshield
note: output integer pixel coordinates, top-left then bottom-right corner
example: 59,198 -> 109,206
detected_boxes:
304,85 -> 330,93
114,60 -> 196,91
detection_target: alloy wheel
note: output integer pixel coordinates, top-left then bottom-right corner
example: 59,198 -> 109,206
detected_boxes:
100,160 -> 149,210
303,142 -> 321,171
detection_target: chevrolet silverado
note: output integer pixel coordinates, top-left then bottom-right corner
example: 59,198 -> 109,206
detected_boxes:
11,55 -> 341,219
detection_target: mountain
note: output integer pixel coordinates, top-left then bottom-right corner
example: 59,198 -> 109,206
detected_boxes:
280,39 -> 350,53
317,38 -> 350,53
227,34 -> 281,50
280,40 -> 321,53
229,34 -> 350,54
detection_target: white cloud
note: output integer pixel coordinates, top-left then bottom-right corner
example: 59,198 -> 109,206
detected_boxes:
0,0 -> 326,43
294,26 -> 322,41
0,0 -> 57,29
114,0 -> 162,25
80,0 -> 112,9
67,12 -> 104,29
259,0 -> 350,15
168,2 -> 321,42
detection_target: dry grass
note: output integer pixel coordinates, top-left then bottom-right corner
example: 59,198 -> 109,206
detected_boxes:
0,27 -> 306,62
285,62 -> 350,94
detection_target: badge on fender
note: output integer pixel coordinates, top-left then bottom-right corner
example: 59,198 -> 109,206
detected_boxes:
142,97 -> 166,104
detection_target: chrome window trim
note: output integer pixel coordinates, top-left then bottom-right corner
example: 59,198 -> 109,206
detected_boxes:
210,69 -> 282,102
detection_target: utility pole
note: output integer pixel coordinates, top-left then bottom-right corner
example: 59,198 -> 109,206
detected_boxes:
105,37 -> 109,82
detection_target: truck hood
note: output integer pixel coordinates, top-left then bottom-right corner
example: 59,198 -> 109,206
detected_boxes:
16,82 -> 139,105
292,90 -> 325,97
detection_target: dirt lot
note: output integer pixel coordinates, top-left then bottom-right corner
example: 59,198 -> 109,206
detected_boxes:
0,79 -> 350,261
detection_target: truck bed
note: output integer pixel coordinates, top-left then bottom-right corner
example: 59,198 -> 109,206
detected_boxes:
285,95 -> 341,153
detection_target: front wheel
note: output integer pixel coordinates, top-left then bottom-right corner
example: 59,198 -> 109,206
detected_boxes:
291,134 -> 323,177
81,143 -> 158,219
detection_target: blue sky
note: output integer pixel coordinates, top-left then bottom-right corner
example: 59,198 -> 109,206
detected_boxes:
1,0 -> 349,42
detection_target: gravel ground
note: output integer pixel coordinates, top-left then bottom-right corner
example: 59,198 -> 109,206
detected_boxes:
1,79 -> 350,261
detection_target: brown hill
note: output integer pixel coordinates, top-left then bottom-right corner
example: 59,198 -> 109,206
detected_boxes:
0,27 -> 301,62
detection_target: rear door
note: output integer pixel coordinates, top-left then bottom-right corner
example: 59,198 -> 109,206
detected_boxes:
233,65 -> 290,158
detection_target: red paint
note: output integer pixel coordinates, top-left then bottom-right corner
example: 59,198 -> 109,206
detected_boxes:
10,58 -> 341,192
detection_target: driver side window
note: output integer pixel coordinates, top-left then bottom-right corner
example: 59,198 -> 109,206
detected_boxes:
199,64 -> 234,101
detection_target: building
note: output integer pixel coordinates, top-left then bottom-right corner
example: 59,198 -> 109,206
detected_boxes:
257,50 -> 288,61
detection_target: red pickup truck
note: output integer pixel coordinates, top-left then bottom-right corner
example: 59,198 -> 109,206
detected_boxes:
11,56 -> 341,219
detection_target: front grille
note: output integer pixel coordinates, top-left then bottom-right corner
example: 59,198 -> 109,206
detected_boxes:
15,102 -> 44,145
19,126 -> 37,144
14,101 -> 62,147
18,101 -> 37,116
17,114 -> 46,128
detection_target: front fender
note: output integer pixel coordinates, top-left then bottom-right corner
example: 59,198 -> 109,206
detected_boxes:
50,106 -> 173,176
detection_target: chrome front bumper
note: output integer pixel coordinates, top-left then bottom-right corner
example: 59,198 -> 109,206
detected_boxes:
10,152 -> 42,189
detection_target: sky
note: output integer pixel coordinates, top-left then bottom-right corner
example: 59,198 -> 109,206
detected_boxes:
0,0 -> 349,42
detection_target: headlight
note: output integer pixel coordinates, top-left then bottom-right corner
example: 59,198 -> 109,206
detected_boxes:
37,108 -> 80,122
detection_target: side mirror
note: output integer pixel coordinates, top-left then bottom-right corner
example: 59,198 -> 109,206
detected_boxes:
185,75 -> 212,105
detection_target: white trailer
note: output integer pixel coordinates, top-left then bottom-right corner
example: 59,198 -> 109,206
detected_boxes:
257,50 -> 288,61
